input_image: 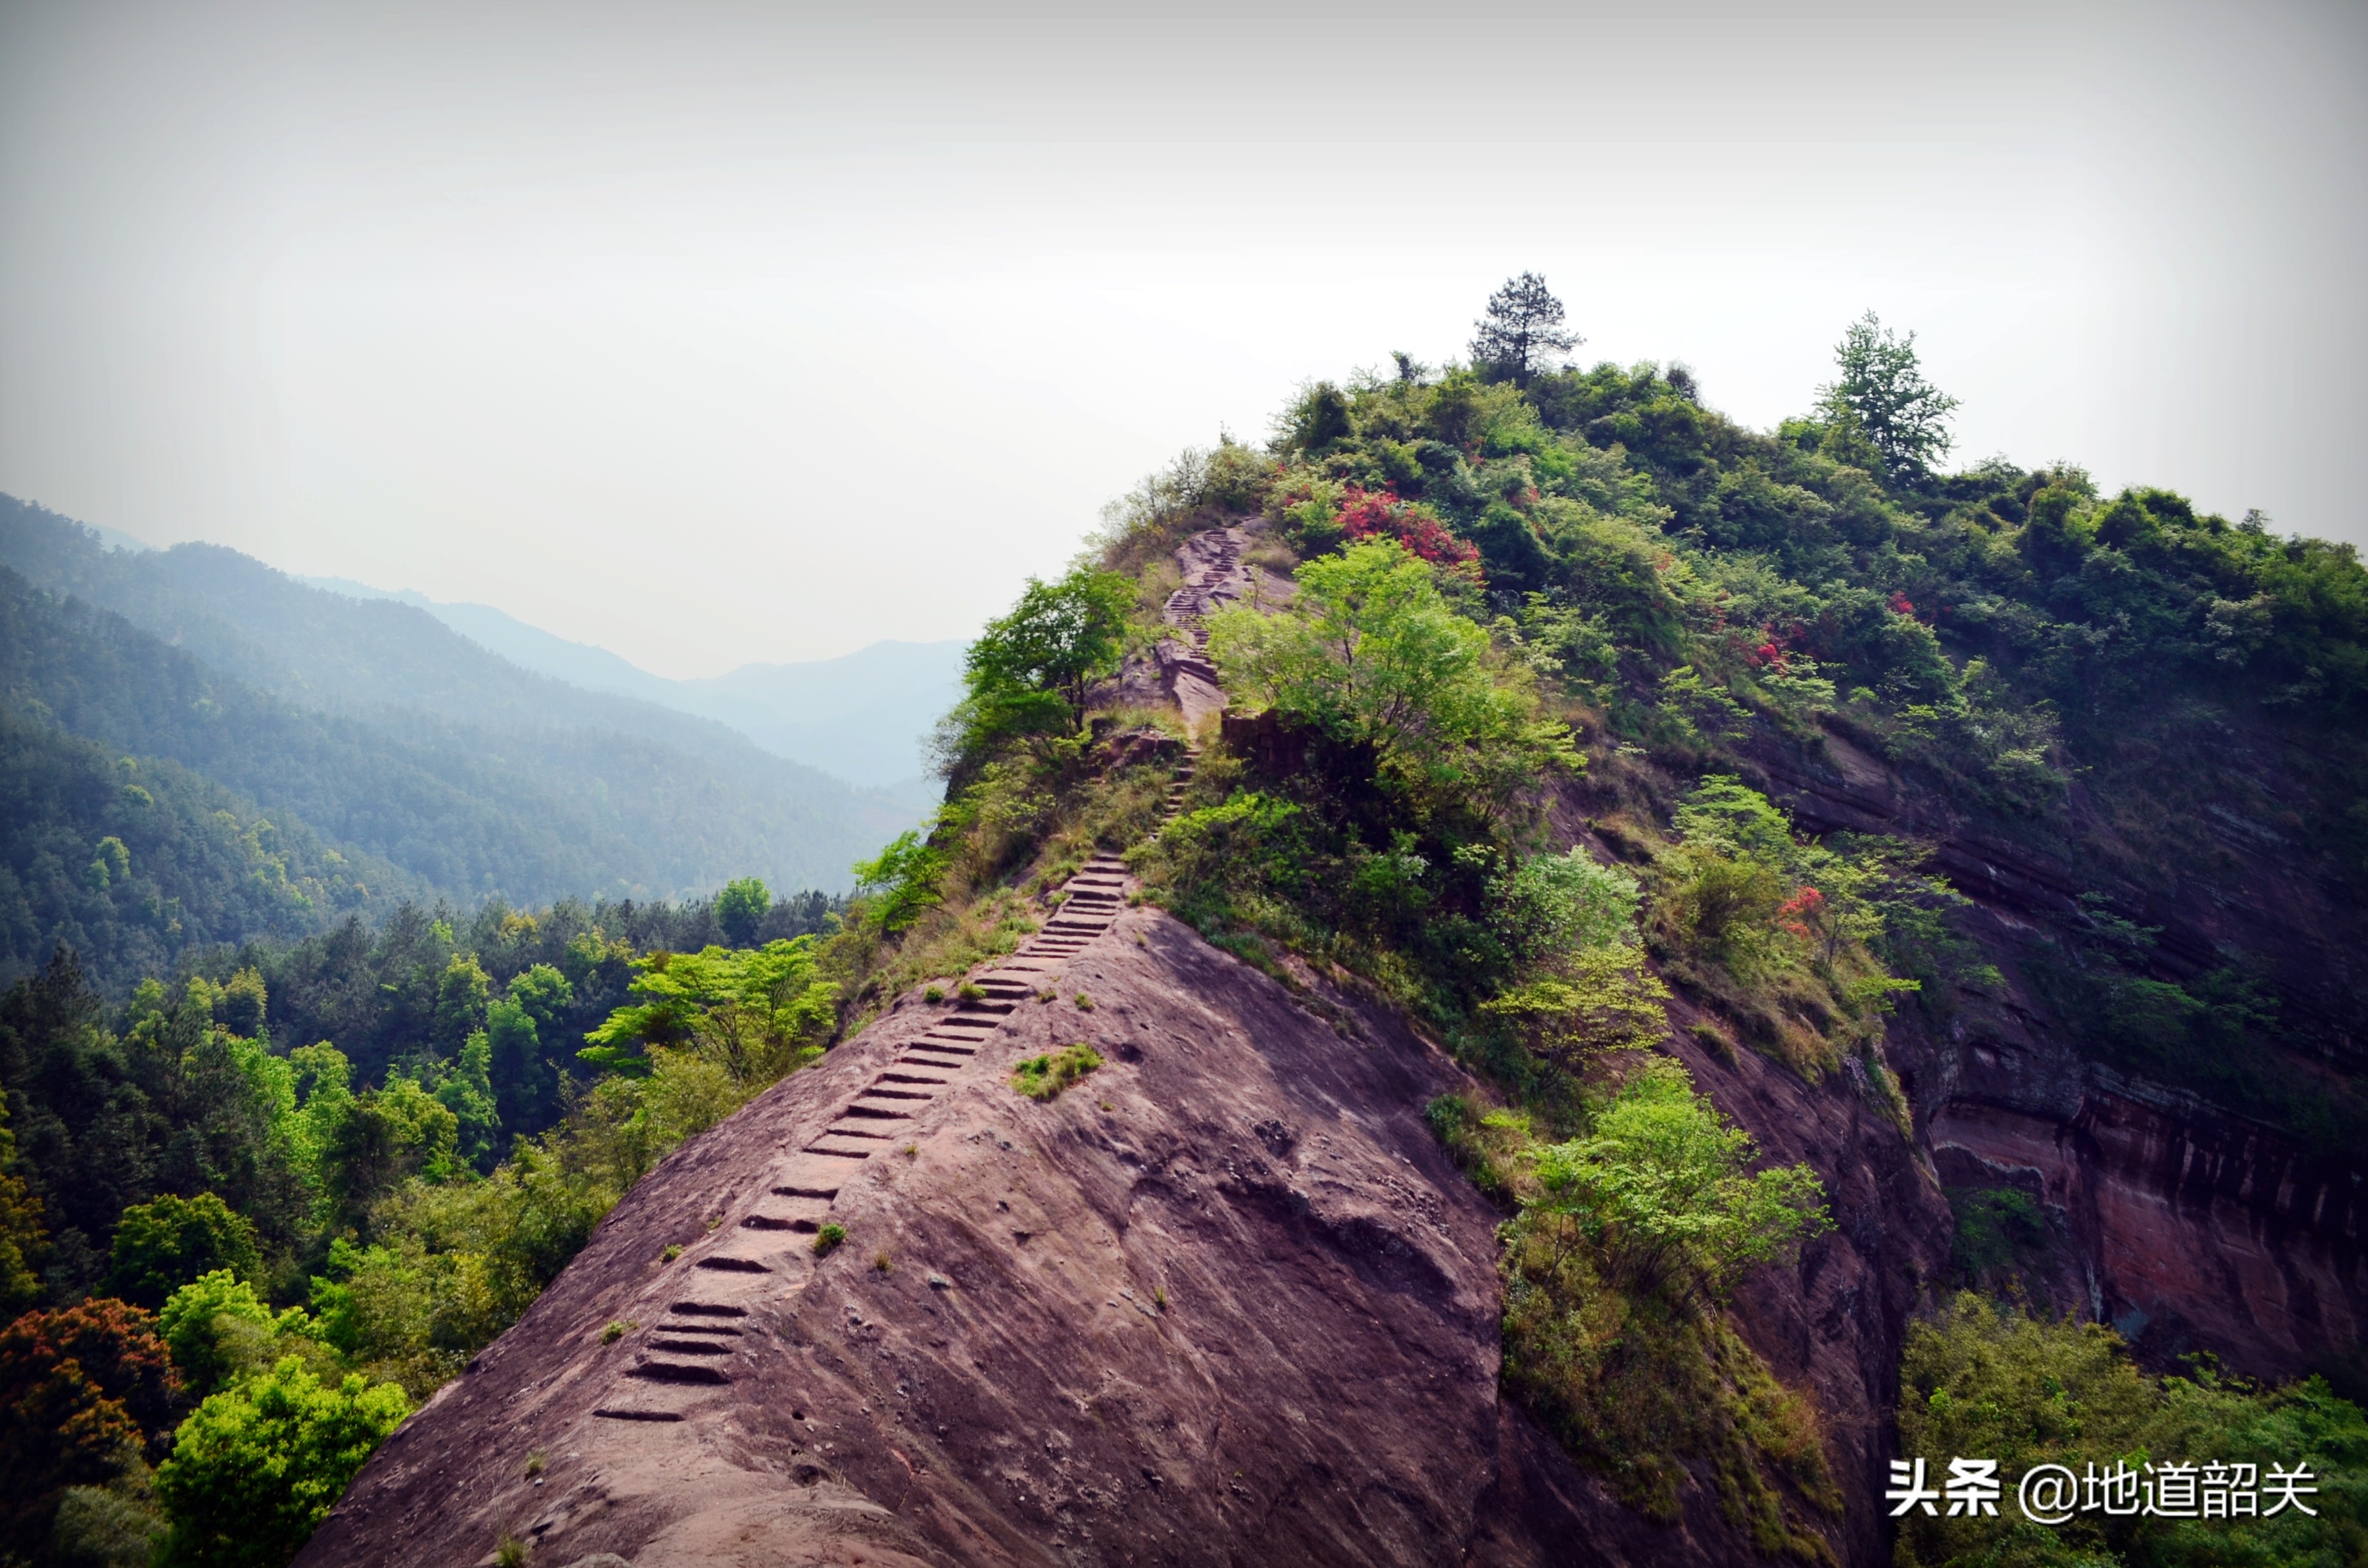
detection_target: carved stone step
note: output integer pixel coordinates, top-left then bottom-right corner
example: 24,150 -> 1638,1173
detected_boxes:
648,1337 -> 732,1356
629,1360 -> 730,1385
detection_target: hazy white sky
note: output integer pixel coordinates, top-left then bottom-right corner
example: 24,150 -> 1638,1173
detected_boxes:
3,1 -> 2362,677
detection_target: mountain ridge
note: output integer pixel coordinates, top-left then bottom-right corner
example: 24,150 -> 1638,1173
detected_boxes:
299,573 -> 964,794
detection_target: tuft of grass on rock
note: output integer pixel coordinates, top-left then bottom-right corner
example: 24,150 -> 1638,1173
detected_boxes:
661,1245 -> 682,1262
1074,990 -> 1095,1010
1013,1043 -> 1105,1102
958,981 -> 987,1001
925,984 -> 945,1003
812,1223 -> 846,1257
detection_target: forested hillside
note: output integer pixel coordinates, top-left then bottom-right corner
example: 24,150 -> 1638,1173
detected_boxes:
0,502 -> 925,991
306,576 -> 966,792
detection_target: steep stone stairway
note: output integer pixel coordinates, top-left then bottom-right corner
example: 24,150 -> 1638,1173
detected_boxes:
594,751 -> 1204,1420
1159,525 -> 1250,730
589,530 -> 1232,1421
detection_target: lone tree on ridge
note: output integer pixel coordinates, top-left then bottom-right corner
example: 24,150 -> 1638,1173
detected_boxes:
1471,272 -> 1581,385
1820,311 -> 1959,485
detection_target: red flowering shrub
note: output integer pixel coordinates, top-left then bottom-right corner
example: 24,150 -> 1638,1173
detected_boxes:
1775,886 -> 1826,942
0,1298 -> 182,1555
1330,485 -> 1483,575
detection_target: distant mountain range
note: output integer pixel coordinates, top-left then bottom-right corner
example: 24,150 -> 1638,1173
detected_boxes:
0,493 -> 948,989
298,576 -> 964,797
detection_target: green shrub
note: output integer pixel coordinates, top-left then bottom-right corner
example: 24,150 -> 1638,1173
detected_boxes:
1493,848 -> 1641,960
157,1272 -> 311,1399
1480,947 -> 1672,1072
154,1357 -> 409,1568
1528,1059 -> 1829,1301
1012,1045 -> 1104,1102
811,1223 -> 845,1257
1896,1294 -> 2368,1567
106,1195 -> 262,1310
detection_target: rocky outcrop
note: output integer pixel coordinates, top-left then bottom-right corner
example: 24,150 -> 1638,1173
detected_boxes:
297,868 -> 1957,1567
1734,715 -> 2368,1382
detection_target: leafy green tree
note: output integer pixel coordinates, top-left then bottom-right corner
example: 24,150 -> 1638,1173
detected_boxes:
482,999 -> 548,1138
1493,848 -> 1641,961
959,566 -> 1136,742
432,1031 -> 499,1170
1819,311 -> 1959,484
504,963 -> 573,1031
1528,1060 -> 1829,1301
1481,947 -> 1672,1072
214,970 -> 268,1040
106,1194 -> 262,1309
0,1298 -> 180,1560
714,877 -> 769,947
428,954 -> 490,1054
580,938 -> 837,1082
1208,539 -> 1575,810
153,1357 -> 409,1568
157,1271 -> 293,1398
320,1081 -> 457,1234
1471,272 -> 1581,386
849,831 -> 946,935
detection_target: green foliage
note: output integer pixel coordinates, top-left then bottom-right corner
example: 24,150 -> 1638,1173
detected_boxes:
1947,1186 -> 2049,1286
953,566 -> 1136,750
1494,847 -> 1641,960
1012,1045 -> 1103,1102
1472,1064 -> 1839,1555
153,1357 -> 409,1568
1815,311 -> 1959,484
213,970 -> 267,1041
106,1195 -> 262,1310
849,831 -> 947,935
1480,948 -> 1672,1072
428,955 -> 489,1053
1896,1294 -> 2368,1567
432,1029 -> 499,1170
811,1222 -> 845,1257
320,1079 -> 459,1234
1528,1059 -> 1830,1301
1470,273 -> 1582,386
713,876 -> 769,947
158,1271 -> 279,1398
579,937 -> 836,1082
1208,540 -> 1575,813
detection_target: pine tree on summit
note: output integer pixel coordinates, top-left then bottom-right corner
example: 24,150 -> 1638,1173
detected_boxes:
1471,272 -> 1581,385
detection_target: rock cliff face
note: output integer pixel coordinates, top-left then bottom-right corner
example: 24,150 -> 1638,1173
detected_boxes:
295,886 -> 1948,1568
1741,718 -> 2368,1383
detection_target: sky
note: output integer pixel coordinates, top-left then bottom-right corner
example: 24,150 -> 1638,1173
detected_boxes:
1,1 -> 2362,679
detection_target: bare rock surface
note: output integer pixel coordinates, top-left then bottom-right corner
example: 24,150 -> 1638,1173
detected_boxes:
295,888 -> 1937,1567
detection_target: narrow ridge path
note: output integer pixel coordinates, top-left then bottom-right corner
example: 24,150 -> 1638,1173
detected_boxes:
1159,525 -> 1247,730
589,748 -> 1203,1422
585,526 -> 1238,1424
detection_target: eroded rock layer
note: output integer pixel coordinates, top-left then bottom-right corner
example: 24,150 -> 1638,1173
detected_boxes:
297,887 -> 1943,1567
